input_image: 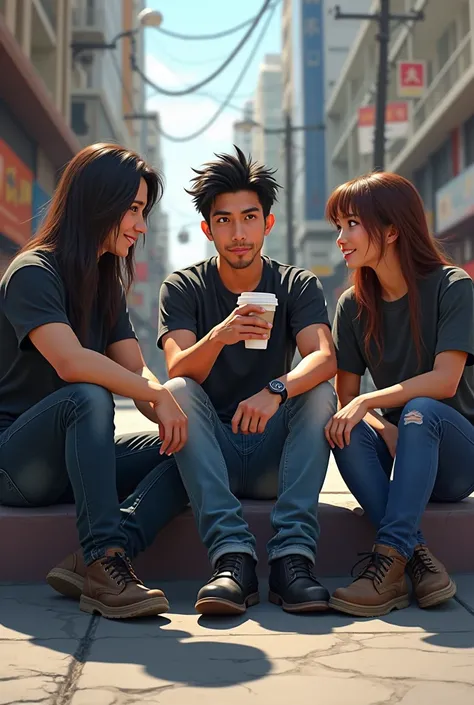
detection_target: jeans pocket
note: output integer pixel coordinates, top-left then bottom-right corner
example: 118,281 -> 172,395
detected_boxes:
0,469 -> 32,507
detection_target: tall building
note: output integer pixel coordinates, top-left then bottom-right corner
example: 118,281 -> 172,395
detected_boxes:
233,100 -> 254,157
70,0 -> 143,151
281,0 -> 370,283
70,0 -> 169,371
252,54 -> 286,263
325,0 -> 474,309
0,0 -> 79,275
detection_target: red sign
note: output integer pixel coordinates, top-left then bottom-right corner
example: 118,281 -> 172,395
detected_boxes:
0,139 -> 33,246
397,61 -> 426,98
358,102 -> 408,126
358,103 -> 409,156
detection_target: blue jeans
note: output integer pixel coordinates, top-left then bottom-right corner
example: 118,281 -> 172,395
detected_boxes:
332,397 -> 474,559
165,377 -> 336,566
0,384 -> 189,564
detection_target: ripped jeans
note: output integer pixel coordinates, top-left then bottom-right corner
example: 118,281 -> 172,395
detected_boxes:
332,397 -> 474,559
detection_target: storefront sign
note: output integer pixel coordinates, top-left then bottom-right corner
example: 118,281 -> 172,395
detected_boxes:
358,102 -> 409,156
397,61 -> 426,98
435,162 -> 474,233
0,138 -> 33,246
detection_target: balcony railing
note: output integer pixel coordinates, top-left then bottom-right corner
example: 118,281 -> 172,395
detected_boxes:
413,32 -> 472,132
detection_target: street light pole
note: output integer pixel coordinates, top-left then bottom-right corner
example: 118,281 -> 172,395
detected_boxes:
374,0 -> 390,171
334,2 -> 424,171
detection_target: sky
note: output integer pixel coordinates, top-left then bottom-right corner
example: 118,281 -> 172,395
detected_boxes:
144,0 -> 282,271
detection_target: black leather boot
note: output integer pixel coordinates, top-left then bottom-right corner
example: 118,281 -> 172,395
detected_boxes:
269,555 -> 330,613
195,553 -> 259,615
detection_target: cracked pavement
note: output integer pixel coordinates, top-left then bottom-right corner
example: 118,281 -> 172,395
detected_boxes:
1,577 -> 474,704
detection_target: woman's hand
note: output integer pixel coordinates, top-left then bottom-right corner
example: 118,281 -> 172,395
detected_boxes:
152,387 -> 188,456
325,395 -> 369,449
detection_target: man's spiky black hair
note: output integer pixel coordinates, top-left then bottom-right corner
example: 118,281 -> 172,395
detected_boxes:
185,145 -> 281,223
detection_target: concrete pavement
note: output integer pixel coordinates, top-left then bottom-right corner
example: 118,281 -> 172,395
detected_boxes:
2,402 -> 474,704
2,577 -> 474,704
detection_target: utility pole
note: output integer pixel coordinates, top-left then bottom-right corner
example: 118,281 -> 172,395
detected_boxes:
334,2 -> 424,171
284,112 -> 294,265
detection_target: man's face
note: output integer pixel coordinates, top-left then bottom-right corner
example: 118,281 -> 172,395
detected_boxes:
201,190 -> 274,270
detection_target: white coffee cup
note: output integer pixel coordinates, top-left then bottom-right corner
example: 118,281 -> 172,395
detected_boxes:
236,292 -> 278,350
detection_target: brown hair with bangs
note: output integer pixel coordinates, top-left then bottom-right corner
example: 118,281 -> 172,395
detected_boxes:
326,171 -> 450,365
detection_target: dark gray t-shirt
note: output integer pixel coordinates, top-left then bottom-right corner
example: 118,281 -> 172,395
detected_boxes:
158,256 -> 330,423
0,250 -> 136,430
333,266 -> 474,425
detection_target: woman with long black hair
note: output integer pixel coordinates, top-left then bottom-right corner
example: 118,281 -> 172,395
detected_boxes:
0,143 -> 189,619
325,171 -> 474,618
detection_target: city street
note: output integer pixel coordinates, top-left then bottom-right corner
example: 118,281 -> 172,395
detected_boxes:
1,403 -> 474,704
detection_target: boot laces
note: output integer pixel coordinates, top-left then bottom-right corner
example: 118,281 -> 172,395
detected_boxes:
287,555 -> 316,581
351,551 -> 394,585
214,553 -> 244,578
101,553 -> 140,586
410,546 -> 439,582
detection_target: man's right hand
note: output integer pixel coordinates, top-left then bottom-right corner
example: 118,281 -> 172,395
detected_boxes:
209,304 -> 273,346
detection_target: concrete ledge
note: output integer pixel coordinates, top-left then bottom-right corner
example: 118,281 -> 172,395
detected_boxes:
2,496 -> 474,582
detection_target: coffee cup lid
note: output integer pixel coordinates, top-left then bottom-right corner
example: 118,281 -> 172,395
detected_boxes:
237,292 -> 278,306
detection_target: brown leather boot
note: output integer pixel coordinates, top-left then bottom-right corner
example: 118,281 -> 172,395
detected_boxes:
47,551 -> 86,600
79,549 -> 169,619
408,544 -> 456,608
330,544 -> 410,617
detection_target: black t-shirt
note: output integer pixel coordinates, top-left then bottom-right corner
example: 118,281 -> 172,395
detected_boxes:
333,266 -> 474,424
158,256 -> 330,423
0,250 -> 136,430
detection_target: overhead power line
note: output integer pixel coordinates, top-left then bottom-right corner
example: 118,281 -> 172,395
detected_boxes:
155,2 -> 277,143
155,2 -> 279,41
131,0 -> 272,97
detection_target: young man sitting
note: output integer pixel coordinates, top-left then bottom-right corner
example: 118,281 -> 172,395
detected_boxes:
159,147 -> 337,615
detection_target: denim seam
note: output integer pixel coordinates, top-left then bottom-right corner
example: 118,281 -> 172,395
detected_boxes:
70,399 -> 98,559
119,459 -> 174,527
115,445 -> 162,461
0,468 -> 31,506
0,396 -> 78,451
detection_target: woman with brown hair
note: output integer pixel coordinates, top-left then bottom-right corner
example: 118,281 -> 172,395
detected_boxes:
0,143 -> 189,619
324,171 -> 474,618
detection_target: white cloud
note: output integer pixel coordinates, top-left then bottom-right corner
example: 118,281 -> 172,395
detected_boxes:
145,55 -> 197,90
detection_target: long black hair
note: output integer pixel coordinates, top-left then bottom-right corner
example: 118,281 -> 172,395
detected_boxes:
186,145 -> 281,223
23,143 -> 163,343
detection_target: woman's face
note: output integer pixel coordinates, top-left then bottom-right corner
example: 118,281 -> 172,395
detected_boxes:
102,178 -> 148,258
335,211 -> 381,270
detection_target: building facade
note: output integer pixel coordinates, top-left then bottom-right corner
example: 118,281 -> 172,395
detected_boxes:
0,0 -> 79,275
325,0 -> 474,309
281,0 -> 370,293
251,54 -> 286,263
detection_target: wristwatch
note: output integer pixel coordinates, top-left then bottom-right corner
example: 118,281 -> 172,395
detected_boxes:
266,379 -> 288,405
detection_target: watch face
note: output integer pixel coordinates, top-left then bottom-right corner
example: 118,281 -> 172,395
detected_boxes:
270,380 -> 285,393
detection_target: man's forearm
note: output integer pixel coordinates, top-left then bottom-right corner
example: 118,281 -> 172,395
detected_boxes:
276,351 -> 336,399
167,331 -> 224,384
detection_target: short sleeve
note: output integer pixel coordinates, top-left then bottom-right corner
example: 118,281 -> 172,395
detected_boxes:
332,295 -> 367,376
158,273 -> 197,348
436,276 -> 474,365
288,270 -> 330,339
1,262 -> 70,349
107,291 -> 137,346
